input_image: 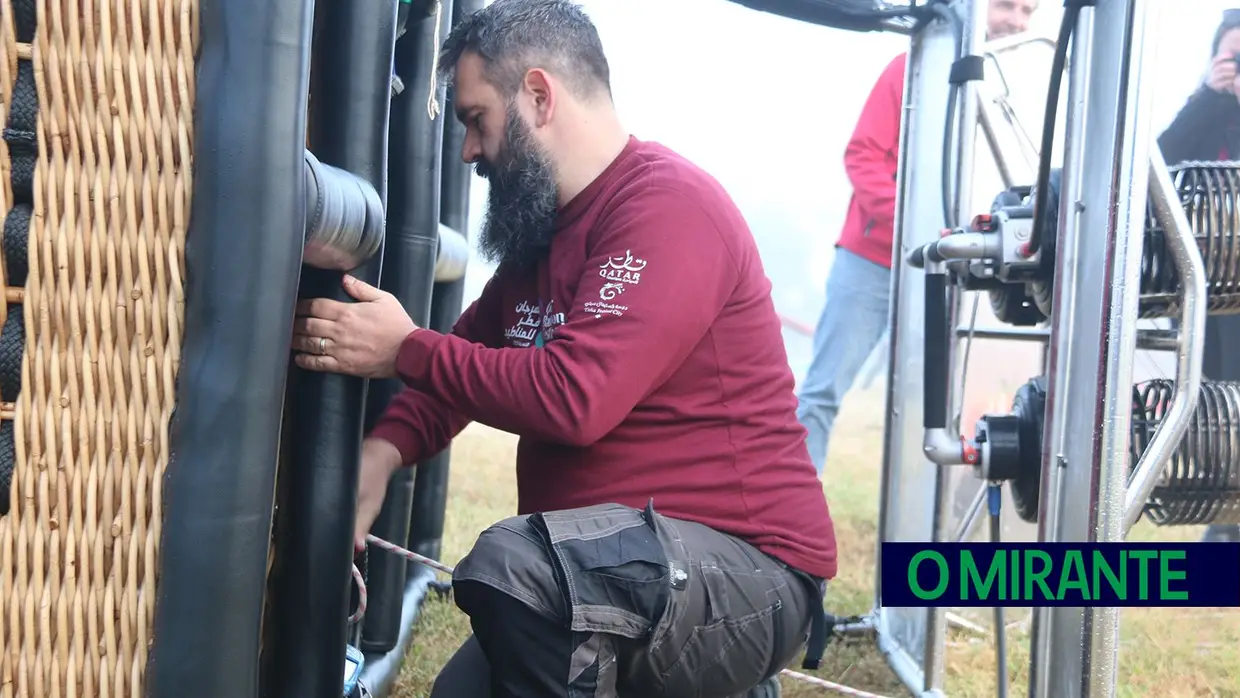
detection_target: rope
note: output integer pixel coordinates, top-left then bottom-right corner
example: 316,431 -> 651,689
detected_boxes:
778,670 -> 897,698
348,533 -> 454,624
348,563 -> 368,624
426,0 -> 443,121
364,533 -> 456,575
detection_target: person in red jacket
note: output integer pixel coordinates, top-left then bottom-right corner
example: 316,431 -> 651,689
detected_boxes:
292,1 -> 835,695
796,0 -> 1039,475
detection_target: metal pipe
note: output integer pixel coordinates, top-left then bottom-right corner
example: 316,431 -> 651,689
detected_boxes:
923,2 -> 987,690
950,325 -> 1185,350
980,32 -> 1057,58
1027,6 -> 1093,694
980,34 -> 1059,178
877,631 -> 947,698
1083,6 -> 1156,695
147,0 -> 315,695
356,567 -> 437,697
927,1 -> 992,694
1124,148 -> 1207,532
924,428 -> 967,466
873,6 -> 958,693
872,38 -> 915,637
1030,1 -> 1157,696
975,29 -> 1058,185
880,18 -> 917,35
268,0 -> 399,695
954,326 -> 1050,342
952,484 -> 987,542
1136,329 -> 1179,352
977,93 -> 1015,189
361,4 -> 450,653
936,232 -> 998,260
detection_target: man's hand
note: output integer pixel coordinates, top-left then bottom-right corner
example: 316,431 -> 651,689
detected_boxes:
1207,53 -> 1238,94
293,275 -> 418,378
354,437 -> 404,551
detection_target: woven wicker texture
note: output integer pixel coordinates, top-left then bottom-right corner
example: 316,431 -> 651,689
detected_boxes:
0,0 -> 197,695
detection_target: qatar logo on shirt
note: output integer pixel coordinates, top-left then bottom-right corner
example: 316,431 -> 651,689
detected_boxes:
597,250 -> 646,301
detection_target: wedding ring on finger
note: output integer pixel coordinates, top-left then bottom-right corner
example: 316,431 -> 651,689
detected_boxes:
319,336 -> 328,355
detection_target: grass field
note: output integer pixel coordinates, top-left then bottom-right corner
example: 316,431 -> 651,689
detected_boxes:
389,387 -> 1240,698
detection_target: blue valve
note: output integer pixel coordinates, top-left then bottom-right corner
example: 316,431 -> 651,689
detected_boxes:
987,482 -> 1003,516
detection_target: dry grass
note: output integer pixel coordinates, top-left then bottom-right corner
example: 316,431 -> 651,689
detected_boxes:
389,387 -> 1240,698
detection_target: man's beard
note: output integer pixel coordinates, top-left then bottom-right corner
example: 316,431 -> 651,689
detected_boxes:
475,105 -> 559,269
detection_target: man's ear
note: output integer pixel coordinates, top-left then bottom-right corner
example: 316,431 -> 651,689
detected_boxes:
522,68 -> 556,127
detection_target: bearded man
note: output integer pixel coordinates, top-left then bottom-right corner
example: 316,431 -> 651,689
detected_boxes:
291,1 -> 837,695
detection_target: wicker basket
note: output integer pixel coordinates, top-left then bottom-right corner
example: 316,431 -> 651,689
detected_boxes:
0,1 -> 196,695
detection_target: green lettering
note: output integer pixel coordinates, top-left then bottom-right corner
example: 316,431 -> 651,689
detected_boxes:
909,551 -> 949,599
1058,550 -> 1089,601
1091,550 -> 1126,600
1010,545 -> 1020,599
1024,550 -> 1054,601
1129,550 -> 1158,600
962,550 -> 1005,601
1159,550 -> 1188,601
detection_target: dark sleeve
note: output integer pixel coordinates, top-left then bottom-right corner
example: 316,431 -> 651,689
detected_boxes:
1158,86 -> 1239,165
367,270 -> 505,465
390,185 -> 740,447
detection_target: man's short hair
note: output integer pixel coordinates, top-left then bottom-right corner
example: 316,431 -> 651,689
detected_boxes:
439,0 -> 611,100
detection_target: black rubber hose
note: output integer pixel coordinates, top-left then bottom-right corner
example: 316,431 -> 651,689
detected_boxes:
722,0 -> 932,32
924,270 -> 950,430
407,0 -> 467,567
937,2 -> 963,229
360,5 -> 450,654
266,0 -> 399,695
440,0 -> 478,245
1028,1 -> 1080,256
146,0 -> 314,696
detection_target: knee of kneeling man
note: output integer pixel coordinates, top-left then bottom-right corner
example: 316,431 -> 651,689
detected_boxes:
453,517 -> 563,622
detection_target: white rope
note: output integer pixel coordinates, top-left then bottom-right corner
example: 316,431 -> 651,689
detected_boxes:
427,0 -> 444,120
779,670 -> 898,698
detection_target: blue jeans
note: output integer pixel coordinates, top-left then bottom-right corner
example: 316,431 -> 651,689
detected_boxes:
797,248 -> 891,475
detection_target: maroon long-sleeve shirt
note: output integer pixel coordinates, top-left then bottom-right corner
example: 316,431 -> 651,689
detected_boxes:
370,136 -> 838,579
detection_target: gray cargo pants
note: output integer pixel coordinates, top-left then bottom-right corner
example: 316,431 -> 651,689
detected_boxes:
429,501 -> 825,697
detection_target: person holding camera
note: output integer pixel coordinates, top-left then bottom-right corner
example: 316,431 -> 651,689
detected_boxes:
1159,10 -> 1240,164
1158,9 -> 1240,543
